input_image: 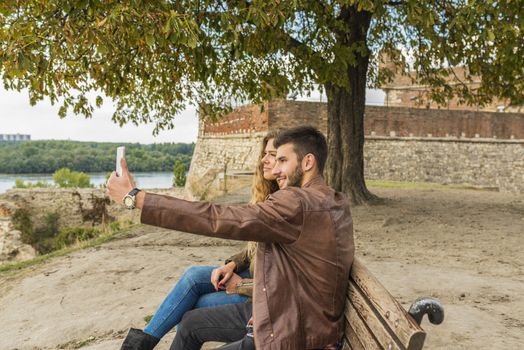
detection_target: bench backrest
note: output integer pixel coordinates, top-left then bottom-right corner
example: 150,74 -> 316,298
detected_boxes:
342,258 -> 426,350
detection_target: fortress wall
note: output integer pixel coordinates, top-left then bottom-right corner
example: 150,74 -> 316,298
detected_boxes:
188,101 -> 524,197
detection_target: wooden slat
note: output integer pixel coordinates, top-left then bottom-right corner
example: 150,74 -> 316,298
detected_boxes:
344,319 -> 365,350
348,280 -> 401,350
349,258 -> 426,350
341,336 -> 353,350
345,295 -> 382,350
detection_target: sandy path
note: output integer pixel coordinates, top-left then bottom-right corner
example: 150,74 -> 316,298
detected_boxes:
0,186 -> 522,349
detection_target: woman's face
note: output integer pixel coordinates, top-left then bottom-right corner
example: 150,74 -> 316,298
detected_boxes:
261,138 -> 277,181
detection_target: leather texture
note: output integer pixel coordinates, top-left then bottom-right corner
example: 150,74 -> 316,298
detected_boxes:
141,176 -> 354,350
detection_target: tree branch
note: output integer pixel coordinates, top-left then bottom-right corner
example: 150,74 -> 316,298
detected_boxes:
387,1 -> 405,6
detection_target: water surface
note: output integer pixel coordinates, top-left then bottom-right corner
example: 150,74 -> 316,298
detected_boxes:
0,172 -> 174,194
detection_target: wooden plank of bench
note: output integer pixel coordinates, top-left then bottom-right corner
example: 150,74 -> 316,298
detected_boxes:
348,280 -> 402,350
345,295 -> 382,350
349,258 -> 426,350
344,319 -> 365,350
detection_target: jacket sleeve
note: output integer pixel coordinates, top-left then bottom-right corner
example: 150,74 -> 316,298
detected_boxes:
140,188 -> 303,244
225,247 -> 251,273
228,278 -> 254,297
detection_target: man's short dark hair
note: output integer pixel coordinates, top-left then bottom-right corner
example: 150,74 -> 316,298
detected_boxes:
273,126 -> 328,174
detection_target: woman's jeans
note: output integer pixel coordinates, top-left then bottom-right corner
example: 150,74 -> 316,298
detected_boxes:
144,265 -> 250,339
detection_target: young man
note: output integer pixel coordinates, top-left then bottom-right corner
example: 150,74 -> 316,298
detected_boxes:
107,126 -> 354,350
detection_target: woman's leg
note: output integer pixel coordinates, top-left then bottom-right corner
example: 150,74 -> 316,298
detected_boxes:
194,269 -> 251,309
144,265 -> 217,339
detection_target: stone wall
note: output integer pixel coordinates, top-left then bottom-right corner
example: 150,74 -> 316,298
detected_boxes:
188,100 -> 524,197
186,133 -> 266,199
0,187 -> 186,264
364,137 -> 524,193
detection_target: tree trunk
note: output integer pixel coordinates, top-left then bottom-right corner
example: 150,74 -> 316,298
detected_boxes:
324,8 -> 375,205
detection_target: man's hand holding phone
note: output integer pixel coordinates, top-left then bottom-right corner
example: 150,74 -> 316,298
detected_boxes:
106,148 -> 138,206
116,146 -> 125,177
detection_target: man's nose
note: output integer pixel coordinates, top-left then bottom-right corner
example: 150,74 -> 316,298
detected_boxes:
271,166 -> 280,176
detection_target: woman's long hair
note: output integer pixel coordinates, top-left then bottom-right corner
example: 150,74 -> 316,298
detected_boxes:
247,130 -> 280,259
250,130 -> 280,205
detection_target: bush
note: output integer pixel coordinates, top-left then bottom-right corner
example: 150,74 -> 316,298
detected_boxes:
53,168 -> 92,188
53,226 -> 100,250
13,179 -> 52,188
11,208 -> 34,244
12,209 -> 62,254
173,158 -> 187,187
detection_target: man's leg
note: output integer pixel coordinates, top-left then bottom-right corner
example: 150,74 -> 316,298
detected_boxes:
215,336 -> 255,350
170,302 -> 252,350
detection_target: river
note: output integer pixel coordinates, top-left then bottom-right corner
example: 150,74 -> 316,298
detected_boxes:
0,172 -> 175,194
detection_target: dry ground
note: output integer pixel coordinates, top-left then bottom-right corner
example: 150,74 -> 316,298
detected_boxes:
0,186 -> 522,349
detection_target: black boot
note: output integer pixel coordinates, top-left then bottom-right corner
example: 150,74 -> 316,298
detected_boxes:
120,328 -> 160,350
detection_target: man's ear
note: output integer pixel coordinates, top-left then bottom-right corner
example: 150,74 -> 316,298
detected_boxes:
302,153 -> 316,172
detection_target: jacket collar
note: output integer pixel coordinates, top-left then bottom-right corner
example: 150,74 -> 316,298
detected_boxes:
302,175 -> 325,188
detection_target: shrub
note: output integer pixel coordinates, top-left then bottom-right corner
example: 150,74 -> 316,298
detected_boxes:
11,208 -> 34,244
13,179 -> 52,188
173,158 -> 187,187
53,226 -> 100,250
43,211 -> 60,237
53,168 -> 93,188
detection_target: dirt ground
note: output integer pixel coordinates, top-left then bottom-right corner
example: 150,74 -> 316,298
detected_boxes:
0,185 -> 522,350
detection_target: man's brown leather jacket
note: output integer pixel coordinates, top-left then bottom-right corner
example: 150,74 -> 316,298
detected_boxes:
141,176 -> 354,349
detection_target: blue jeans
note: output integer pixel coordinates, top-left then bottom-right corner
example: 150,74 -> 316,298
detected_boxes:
144,265 -> 250,339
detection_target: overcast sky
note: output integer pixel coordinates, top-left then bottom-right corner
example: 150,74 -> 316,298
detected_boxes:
1,87 -> 384,144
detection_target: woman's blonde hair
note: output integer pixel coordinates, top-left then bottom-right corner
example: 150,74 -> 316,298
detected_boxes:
250,130 -> 280,205
247,130 -> 280,262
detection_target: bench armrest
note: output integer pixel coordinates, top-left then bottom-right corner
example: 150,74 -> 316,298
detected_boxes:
408,297 -> 445,326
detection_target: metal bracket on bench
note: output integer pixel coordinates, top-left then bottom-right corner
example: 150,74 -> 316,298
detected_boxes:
408,297 -> 444,326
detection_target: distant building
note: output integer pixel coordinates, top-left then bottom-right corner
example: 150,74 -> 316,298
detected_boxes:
0,134 -> 31,142
379,53 -> 524,113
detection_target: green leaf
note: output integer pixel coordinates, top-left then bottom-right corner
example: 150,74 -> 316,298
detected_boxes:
145,33 -> 155,47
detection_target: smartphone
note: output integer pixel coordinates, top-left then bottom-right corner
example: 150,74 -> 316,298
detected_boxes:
116,146 -> 125,176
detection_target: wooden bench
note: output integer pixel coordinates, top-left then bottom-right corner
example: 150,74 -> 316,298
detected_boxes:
342,258 -> 444,350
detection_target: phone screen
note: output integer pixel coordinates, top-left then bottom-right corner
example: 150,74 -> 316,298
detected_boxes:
116,146 -> 125,176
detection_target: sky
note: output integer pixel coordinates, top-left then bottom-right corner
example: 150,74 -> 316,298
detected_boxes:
1,86 -> 384,144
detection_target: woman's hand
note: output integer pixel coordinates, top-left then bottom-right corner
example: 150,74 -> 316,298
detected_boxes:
224,273 -> 243,294
210,261 -> 236,291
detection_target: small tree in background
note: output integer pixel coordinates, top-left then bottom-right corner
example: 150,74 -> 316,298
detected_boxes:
173,159 -> 187,187
53,168 -> 92,188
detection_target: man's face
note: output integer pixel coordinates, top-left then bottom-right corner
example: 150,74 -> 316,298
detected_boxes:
272,143 -> 304,189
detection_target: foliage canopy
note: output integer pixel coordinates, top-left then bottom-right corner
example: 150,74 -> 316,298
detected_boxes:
1,0 -> 522,126
1,0 -> 523,202
0,140 -> 194,174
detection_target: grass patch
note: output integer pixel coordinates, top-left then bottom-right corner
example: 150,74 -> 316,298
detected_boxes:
72,336 -> 96,349
144,314 -> 153,324
367,180 -> 496,191
0,221 -> 138,274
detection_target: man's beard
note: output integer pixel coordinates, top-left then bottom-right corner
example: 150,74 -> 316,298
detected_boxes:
287,166 -> 304,187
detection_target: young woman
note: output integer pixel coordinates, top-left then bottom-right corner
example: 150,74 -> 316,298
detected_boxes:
121,131 -> 280,350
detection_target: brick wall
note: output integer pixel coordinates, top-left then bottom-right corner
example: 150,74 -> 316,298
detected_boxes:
189,101 -> 524,197
364,106 -> 524,139
201,101 -> 524,140
201,103 -> 269,136
267,100 -> 328,134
